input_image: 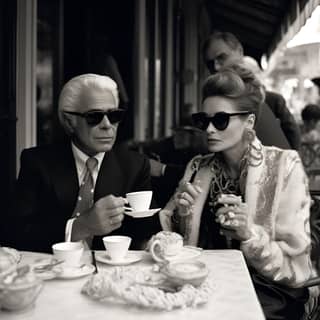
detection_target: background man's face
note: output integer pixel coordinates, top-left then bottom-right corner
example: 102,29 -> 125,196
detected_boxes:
71,90 -> 119,156
205,39 -> 242,74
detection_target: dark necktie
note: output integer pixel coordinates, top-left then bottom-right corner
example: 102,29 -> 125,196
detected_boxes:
72,157 -> 98,218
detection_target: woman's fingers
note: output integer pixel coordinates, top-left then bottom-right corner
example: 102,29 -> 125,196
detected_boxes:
179,180 -> 202,198
174,180 -> 203,211
177,191 -> 194,205
217,194 -> 242,206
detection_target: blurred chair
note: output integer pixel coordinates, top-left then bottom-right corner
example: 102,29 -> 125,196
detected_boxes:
302,190 -> 320,320
300,142 -> 320,192
301,143 -> 318,168
308,169 -> 320,193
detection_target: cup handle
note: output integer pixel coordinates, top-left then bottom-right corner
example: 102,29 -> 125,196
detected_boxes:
150,240 -> 165,263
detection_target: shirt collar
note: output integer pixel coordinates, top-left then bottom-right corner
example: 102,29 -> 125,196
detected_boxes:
71,142 -> 105,171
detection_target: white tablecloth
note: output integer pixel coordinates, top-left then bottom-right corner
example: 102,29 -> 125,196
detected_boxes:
1,250 -> 265,320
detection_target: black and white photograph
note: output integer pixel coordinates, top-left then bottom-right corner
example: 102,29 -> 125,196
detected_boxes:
1,0 -> 320,319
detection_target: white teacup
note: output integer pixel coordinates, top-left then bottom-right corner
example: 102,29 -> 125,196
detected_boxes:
52,241 -> 84,268
126,191 -> 152,212
149,231 -> 183,263
103,236 -> 131,262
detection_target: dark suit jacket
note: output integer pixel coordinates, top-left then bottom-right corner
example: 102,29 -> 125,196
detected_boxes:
255,102 -> 291,150
265,91 -> 301,150
6,141 -> 160,252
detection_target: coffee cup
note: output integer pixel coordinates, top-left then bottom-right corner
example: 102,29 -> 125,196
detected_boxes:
103,235 -> 131,262
126,191 -> 152,212
52,241 -> 84,268
149,231 -> 183,263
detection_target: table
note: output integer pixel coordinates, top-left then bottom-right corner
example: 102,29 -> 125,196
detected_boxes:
1,250 -> 265,320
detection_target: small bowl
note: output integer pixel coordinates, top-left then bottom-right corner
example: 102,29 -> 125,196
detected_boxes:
0,267 -> 43,311
161,261 -> 209,287
0,247 -> 20,279
0,280 -> 43,311
0,264 -> 17,280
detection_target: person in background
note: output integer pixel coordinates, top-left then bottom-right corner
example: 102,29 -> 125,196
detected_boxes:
243,55 -> 301,150
202,31 -> 301,150
5,74 -> 160,252
301,103 -> 320,143
160,64 -> 315,320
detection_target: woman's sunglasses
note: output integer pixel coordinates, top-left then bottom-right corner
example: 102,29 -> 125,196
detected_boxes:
192,111 -> 252,131
64,108 -> 125,126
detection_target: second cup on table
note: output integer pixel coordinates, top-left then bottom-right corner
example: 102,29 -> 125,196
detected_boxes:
126,190 -> 152,212
103,236 -> 131,262
52,241 -> 84,268
149,231 -> 184,263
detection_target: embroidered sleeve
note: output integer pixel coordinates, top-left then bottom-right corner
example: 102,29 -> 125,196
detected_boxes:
241,151 -> 314,287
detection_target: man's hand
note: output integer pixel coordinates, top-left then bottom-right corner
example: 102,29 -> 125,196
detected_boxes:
72,195 -> 126,240
149,158 -> 166,177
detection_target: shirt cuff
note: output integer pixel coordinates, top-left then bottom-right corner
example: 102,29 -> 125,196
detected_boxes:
65,218 -> 77,242
161,164 -> 167,176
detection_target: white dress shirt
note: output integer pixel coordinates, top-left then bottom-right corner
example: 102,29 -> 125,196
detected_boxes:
65,143 -> 105,243
71,143 -> 105,187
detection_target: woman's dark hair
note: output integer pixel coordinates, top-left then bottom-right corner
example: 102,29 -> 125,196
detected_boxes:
201,63 -> 265,121
301,104 -> 320,123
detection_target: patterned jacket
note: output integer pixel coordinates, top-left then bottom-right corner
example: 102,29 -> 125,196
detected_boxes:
160,138 -> 314,287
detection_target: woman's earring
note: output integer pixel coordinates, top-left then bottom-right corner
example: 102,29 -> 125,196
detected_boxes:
244,127 -> 256,143
243,128 -> 263,167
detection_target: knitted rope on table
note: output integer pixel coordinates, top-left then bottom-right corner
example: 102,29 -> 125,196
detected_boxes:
81,265 -> 214,311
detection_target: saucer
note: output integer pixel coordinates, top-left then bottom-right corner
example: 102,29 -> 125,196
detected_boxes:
165,246 -> 202,262
161,261 -> 208,287
56,264 -> 95,279
124,208 -> 161,218
95,251 -> 143,266
32,258 -> 63,280
33,266 -> 63,281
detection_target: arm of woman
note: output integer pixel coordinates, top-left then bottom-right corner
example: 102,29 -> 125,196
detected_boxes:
240,152 -> 313,287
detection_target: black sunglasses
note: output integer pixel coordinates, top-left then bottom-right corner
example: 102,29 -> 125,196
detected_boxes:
205,59 -> 216,74
64,108 -> 125,126
192,111 -> 252,131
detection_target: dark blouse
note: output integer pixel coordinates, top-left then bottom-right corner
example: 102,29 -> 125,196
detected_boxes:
198,156 -> 242,250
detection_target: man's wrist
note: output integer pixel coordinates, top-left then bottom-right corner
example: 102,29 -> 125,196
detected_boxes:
71,216 -> 92,241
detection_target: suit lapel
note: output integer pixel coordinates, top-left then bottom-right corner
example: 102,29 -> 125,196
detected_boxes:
95,150 -> 125,200
52,143 -> 79,217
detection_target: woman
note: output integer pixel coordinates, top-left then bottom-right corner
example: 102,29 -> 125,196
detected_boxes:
159,64 -> 315,320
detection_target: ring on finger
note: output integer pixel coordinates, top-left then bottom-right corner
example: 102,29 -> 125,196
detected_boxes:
228,211 -> 235,219
231,220 -> 239,227
181,180 -> 190,187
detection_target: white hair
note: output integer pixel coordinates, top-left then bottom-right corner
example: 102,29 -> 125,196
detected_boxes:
58,74 -> 119,130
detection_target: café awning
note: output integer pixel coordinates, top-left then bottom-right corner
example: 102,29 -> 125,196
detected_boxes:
205,0 -> 320,61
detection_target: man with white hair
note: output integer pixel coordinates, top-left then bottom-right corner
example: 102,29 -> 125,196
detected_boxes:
8,74 -> 159,252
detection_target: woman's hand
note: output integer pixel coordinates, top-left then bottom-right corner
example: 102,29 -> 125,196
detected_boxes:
174,180 -> 202,216
215,194 -> 252,241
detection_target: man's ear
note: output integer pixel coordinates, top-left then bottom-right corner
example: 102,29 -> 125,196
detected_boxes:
62,113 -> 75,134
